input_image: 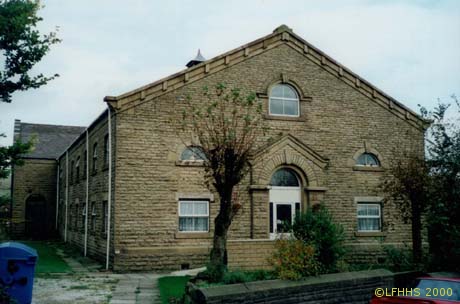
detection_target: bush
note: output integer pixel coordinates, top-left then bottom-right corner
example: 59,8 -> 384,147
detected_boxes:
292,205 -> 345,273
222,270 -> 275,284
383,244 -> 414,272
269,239 -> 321,280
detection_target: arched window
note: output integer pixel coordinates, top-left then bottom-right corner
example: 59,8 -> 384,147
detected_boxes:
270,168 -> 300,187
356,153 -> 380,167
269,84 -> 299,117
180,146 -> 206,161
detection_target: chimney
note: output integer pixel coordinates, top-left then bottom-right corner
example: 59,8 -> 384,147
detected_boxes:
186,49 -> 206,68
13,119 -> 21,142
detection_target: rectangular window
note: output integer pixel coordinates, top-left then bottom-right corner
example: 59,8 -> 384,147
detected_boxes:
76,156 -> 80,182
70,160 -> 74,184
178,200 -> 209,232
83,150 -> 87,179
90,202 -> 96,232
81,205 -> 86,230
104,134 -> 109,166
357,203 -> 381,232
102,200 -> 108,234
92,143 -> 98,173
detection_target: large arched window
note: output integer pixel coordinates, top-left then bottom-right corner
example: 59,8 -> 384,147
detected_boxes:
356,152 -> 380,167
269,84 -> 299,117
270,168 -> 300,187
180,146 -> 206,161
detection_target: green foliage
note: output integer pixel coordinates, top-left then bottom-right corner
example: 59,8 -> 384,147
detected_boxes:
383,244 -> 414,272
0,0 -> 61,102
0,135 -> 34,178
221,269 -> 275,284
203,262 -> 227,283
177,83 -> 266,281
158,276 -> 190,304
291,205 -> 346,273
420,96 -> 460,272
269,239 -> 321,280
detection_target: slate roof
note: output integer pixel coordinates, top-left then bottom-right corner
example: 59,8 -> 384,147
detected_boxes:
14,120 -> 85,159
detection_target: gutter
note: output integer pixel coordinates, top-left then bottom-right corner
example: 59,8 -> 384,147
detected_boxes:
106,104 -> 113,270
84,130 -> 89,256
64,151 -> 69,242
55,164 -> 60,229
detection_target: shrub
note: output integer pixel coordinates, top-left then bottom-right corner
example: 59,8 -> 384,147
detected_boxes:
383,244 -> 414,272
292,205 -> 345,273
269,239 -> 321,280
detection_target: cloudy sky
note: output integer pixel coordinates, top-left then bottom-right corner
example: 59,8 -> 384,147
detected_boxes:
1,0 -> 459,146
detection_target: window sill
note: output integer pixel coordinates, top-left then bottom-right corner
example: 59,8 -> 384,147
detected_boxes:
175,232 -> 212,239
175,160 -> 205,167
263,114 -> 305,122
354,231 -> 385,237
352,166 -> 384,172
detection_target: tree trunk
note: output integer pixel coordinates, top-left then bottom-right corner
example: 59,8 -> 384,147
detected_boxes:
209,191 -> 232,281
411,202 -> 423,264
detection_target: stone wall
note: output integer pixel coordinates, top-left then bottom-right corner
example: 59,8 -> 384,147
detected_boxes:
110,39 -> 425,270
51,28 -> 427,271
56,111 -> 115,264
186,269 -> 394,304
11,158 -> 57,238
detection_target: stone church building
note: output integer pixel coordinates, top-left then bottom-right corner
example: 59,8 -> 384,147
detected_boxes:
11,25 -> 429,271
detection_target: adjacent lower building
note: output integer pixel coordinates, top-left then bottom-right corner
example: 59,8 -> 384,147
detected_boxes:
12,25 -> 429,270
10,120 -> 84,239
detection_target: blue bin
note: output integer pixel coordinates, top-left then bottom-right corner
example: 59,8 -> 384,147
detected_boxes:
0,242 -> 38,304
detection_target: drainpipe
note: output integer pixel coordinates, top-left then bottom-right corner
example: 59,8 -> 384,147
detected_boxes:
65,151 -> 69,242
249,163 -> 254,239
84,130 -> 89,256
55,163 -> 60,230
106,105 -> 112,270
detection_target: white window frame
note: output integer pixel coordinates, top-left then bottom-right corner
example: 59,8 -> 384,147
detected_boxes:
178,200 -> 209,233
268,84 -> 300,117
356,198 -> 382,232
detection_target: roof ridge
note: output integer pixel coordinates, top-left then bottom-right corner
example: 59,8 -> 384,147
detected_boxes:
104,25 -> 429,130
19,121 -> 86,129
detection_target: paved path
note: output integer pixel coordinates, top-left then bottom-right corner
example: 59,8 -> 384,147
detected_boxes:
110,273 -> 161,304
49,248 -> 162,304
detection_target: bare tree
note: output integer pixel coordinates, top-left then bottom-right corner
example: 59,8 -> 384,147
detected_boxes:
178,83 -> 264,281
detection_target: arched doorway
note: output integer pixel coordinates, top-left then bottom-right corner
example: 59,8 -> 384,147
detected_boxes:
25,194 -> 47,239
269,168 -> 301,239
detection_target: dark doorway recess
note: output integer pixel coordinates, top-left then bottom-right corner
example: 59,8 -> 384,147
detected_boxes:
25,194 -> 48,239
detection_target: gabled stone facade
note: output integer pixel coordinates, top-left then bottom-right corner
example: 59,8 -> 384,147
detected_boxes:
15,25 -> 428,271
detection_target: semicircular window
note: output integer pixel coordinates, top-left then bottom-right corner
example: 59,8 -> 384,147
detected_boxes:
269,84 -> 299,117
356,153 -> 380,167
180,146 -> 206,161
270,168 -> 299,187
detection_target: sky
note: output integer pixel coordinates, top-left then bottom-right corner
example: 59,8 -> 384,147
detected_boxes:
1,0 -> 459,146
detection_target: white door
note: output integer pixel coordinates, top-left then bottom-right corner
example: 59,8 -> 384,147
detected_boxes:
269,168 -> 301,240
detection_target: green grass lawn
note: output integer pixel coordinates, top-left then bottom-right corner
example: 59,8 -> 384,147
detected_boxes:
21,241 -> 72,274
158,276 -> 190,304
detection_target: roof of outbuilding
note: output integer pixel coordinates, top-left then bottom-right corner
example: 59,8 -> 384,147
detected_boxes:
14,120 -> 85,159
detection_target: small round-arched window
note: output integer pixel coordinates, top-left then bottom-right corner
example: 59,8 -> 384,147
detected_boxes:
270,168 -> 300,187
269,84 -> 299,117
356,153 -> 380,167
180,146 -> 206,161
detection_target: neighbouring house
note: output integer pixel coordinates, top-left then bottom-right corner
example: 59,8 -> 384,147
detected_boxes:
12,25 -> 429,271
10,120 -> 84,239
